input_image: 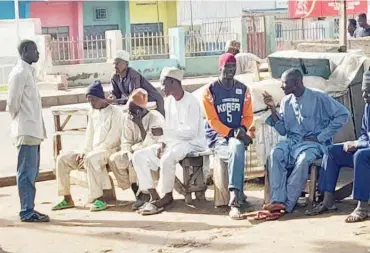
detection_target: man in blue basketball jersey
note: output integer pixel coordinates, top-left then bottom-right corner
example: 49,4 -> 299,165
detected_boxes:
203,53 -> 254,219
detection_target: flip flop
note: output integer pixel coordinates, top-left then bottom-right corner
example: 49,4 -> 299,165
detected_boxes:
254,210 -> 285,221
305,202 -> 337,216
52,200 -> 75,211
140,202 -> 164,216
229,206 -> 245,220
345,210 -> 368,223
90,199 -> 108,212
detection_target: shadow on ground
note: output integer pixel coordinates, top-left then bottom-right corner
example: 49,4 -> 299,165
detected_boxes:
51,218 -> 247,232
313,240 -> 370,253
0,246 -> 12,253
19,223 -> 246,251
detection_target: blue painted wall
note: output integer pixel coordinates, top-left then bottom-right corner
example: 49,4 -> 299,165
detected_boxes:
83,1 -> 130,34
0,1 -> 30,19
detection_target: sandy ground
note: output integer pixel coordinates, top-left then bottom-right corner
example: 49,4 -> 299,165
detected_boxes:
1,180 -> 370,253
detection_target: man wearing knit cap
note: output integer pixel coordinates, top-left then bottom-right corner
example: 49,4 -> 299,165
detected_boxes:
109,88 -> 165,209
132,67 -> 206,215
108,50 -> 165,116
53,80 -> 123,212
307,70 -> 370,223
203,53 -> 254,220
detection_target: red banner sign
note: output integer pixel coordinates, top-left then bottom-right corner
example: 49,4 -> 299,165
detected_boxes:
289,0 -> 368,18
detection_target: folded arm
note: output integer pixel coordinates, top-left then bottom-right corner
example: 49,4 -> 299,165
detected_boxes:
317,95 -> 350,143
132,112 -> 165,151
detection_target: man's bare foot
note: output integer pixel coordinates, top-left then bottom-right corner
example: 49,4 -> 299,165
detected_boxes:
345,208 -> 368,223
229,189 -> 240,207
148,188 -> 161,202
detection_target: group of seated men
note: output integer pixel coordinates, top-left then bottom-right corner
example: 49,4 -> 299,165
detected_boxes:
52,51 -> 253,219
52,49 -> 370,223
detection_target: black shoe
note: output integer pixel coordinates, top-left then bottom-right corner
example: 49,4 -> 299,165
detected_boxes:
22,212 -> 50,222
34,210 -> 49,218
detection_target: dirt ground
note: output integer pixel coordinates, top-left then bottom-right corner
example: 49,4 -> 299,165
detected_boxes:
0,180 -> 370,253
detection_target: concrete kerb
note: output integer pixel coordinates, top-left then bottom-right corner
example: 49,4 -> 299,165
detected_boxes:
0,77 -> 214,111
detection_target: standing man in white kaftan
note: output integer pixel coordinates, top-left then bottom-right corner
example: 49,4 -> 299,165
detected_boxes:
109,88 -> 165,209
8,40 -> 49,222
132,67 -> 207,215
262,68 -> 349,219
52,81 -> 123,212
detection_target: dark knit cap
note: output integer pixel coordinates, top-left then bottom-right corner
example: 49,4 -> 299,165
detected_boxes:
86,80 -> 105,99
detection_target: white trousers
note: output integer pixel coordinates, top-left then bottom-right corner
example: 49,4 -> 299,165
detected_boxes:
132,142 -> 198,194
56,150 -> 112,200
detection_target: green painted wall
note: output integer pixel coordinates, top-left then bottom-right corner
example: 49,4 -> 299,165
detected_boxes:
184,56 -> 219,77
83,1 -> 129,34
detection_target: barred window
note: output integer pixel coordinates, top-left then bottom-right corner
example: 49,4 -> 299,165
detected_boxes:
95,8 -> 107,21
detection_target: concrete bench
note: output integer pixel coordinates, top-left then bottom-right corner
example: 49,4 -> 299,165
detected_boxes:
174,150 -> 213,204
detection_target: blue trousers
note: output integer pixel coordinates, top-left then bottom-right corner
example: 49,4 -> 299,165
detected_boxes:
17,145 -> 40,220
318,144 -> 370,202
214,138 -> 246,198
269,147 -> 318,212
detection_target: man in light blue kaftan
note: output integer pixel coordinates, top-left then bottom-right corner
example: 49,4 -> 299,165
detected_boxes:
262,68 -> 350,215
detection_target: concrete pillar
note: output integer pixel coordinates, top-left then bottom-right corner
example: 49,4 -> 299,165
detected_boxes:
75,1 -> 84,63
125,0 -> 131,35
105,30 -> 123,61
34,34 -> 53,80
265,15 -> 276,55
230,17 -> 247,52
168,27 -> 186,69
324,20 -> 335,39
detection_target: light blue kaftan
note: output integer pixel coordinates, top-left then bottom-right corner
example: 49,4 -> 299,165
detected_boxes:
266,88 -> 350,212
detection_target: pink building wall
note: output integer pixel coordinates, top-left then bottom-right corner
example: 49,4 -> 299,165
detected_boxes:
30,1 -> 84,62
30,1 -> 83,39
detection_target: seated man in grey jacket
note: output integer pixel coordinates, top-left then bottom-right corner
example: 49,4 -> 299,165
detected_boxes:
107,50 -> 165,116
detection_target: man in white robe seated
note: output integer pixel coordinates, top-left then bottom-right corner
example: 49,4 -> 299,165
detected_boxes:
132,67 -> 207,215
108,88 -> 165,210
52,81 -> 123,212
